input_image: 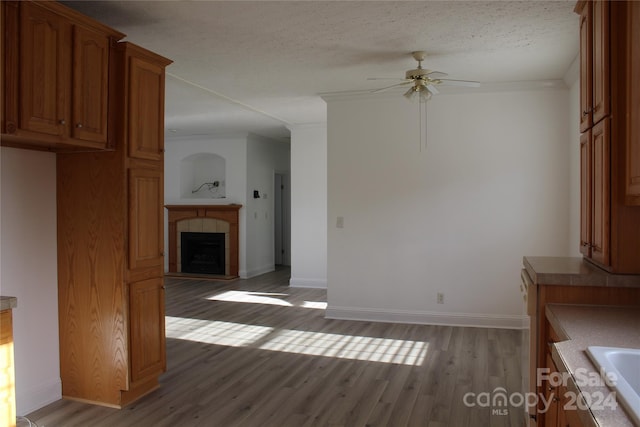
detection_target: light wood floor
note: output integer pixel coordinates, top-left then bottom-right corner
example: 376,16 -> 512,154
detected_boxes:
27,268 -> 525,427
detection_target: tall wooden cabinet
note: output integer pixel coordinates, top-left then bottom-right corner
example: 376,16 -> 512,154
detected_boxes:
576,0 -> 640,273
57,41 -> 171,407
1,1 -> 124,150
626,4 -> 640,204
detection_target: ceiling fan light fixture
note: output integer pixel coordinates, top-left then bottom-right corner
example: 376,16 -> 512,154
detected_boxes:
403,86 -> 417,100
419,87 -> 432,102
403,83 -> 432,102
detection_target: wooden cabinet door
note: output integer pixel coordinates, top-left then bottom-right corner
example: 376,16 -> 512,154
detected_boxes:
592,0 -> 609,126
543,353 -> 559,427
19,2 -> 70,136
127,57 -> 165,161
591,118 -> 610,267
128,168 -> 164,272
578,1 -> 592,133
579,131 -> 592,257
129,277 -> 165,383
71,25 -> 110,145
627,2 -> 640,204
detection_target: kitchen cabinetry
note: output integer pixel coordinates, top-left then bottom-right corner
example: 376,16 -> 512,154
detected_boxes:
522,257 -> 640,427
57,42 -> 171,408
626,4 -> 640,204
577,0 -> 608,132
530,284 -> 640,426
1,1 -> 124,151
542,325 -> 584,427
575,0 -> 640,273
580,119 -> 610,265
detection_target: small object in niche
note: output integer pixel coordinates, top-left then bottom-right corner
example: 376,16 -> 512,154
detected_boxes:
253,190 -> 260,199
192,181 -> 225,198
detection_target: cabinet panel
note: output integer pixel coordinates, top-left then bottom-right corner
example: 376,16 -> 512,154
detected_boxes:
578,1 -> 592,133
128,58 -> 165,161
627,2 -> 640,203
19,2 -> 69,136
129,277 -> 165,383
71,25 -> 110,144
0,310 -> 15,427
592,0 -> 609,125
128,168 -> 164,271
543,352 -> 559,427
579,131 -> 592,257
591,118 -> 610,266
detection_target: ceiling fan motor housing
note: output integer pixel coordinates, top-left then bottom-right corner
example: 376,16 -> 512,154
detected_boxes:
406,68 -> 429,80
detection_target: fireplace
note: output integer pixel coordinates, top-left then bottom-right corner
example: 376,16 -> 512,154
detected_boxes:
181,232 -> 225,274
165,205 -> 242,277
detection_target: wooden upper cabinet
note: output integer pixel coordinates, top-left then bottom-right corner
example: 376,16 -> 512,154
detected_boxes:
1,1 -> 124,150
577,0 -> 609,132
71,25 -> 111,144
592,0 -> 610,126
578,1 -> 593,133
19,1 -> 70,137
627,2 -> 640,204
124,50 -> 171,161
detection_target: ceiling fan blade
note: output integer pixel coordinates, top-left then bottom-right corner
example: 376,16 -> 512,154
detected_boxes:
426,84 -> 439,95
437,79 -> 481,88
426,71 -> 448,79
371,81 -> 412,94
367,77 -> 408,80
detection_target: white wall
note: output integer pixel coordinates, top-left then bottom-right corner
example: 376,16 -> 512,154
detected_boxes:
289,124 -> 328,288
325,88 -> 571,328
246,134 -> 291,277
0,147 -> 61,415
164,133 -> 290,278
164,135 -> 248,274
565,55 -> 582,257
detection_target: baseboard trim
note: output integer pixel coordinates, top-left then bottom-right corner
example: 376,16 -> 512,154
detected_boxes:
289,277 -> 327,288
325,305 -> 527,330
241,265 -> 275,279
18,378 -> 61,416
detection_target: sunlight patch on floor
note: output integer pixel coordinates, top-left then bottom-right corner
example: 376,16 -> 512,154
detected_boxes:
166,316 -> 428,366
165,316 -> 274,347
259,330 -> 428,365
301,301 -> 328,310
206,290 -> 292,306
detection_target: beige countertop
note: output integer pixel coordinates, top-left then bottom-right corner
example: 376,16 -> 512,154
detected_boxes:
523,256 -> 640,287
546,304 -> 640,427
0,296 -> 17,311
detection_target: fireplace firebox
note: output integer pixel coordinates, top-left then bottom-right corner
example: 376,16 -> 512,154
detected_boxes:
181,232 -> 225,274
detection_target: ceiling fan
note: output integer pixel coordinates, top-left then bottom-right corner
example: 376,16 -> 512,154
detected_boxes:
369,51 -> 481,101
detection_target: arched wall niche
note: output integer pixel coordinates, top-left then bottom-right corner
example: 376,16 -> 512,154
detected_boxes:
180,153 -> 226,199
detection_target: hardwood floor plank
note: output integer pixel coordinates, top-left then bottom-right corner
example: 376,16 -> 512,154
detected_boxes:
25,268 -> 524,427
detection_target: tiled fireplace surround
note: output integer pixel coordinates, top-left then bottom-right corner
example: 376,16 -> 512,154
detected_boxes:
166,205 -> 241,277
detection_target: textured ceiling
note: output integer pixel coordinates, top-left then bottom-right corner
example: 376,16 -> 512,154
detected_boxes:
63,1 -> 579,141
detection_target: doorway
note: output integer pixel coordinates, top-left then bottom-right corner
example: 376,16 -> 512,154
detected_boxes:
274,172 -> 291,266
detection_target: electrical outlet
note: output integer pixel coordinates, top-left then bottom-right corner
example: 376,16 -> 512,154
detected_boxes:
437,292 -> 444,304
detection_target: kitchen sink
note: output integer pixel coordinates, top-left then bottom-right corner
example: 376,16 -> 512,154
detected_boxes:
586,346 -> 640,426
